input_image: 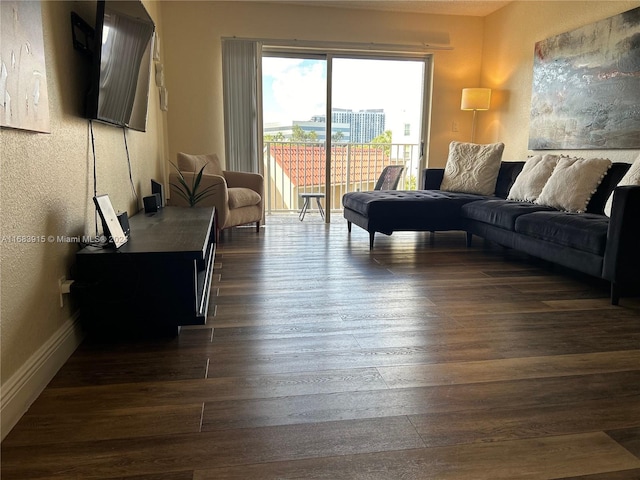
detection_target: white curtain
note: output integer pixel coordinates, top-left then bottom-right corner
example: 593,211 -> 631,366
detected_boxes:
222,39 -> 262,173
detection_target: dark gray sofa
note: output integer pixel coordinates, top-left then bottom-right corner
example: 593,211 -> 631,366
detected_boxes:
342,161 -> 640,304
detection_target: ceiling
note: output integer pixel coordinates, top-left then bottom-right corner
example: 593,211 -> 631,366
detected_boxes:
270,0 -> 512,17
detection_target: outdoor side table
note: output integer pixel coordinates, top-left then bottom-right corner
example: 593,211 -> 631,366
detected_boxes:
299,193 -> 325,221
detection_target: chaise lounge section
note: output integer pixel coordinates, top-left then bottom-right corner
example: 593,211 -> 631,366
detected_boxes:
343,156 -> 640,305
343,160 -> 525,248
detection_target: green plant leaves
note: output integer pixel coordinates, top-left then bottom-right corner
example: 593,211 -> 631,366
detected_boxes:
169,161 -> 218,207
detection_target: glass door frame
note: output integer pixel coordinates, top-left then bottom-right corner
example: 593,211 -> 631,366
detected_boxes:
261,45 -> 434,223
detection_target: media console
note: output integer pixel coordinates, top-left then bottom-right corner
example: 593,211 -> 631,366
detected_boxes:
75,207 -> 216,337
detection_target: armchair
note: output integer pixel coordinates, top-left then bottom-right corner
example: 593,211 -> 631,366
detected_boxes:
167,153 -> 264,240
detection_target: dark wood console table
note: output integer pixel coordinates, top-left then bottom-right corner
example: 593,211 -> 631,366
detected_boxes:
75,207 -> 215,337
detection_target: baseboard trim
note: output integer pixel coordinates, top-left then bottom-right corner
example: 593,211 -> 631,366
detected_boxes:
1,313 -> 83,441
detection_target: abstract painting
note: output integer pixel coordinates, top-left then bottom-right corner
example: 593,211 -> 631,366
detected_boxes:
529,7 -> 640,149
0,1 -> 50,133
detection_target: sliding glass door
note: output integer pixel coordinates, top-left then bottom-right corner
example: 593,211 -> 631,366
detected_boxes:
262,50 -> 429,222
262,55 -> 328,218
330,57 -> 425,211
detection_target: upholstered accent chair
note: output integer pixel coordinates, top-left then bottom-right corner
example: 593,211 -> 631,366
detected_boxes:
168,153 -> 264,240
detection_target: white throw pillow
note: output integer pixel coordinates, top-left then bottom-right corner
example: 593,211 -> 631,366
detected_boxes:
507,154 -> 559,202
536,157 -> 611,213
604,154 -> 640,217
440,142 -> 505,196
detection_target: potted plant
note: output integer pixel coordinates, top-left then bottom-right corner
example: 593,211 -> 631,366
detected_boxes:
169,161 -> 217,207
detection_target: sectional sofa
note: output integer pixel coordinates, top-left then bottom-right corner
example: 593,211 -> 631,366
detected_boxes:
343,150 -> 640,305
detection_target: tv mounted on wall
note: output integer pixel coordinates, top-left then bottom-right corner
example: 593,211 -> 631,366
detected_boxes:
84,0 -> 155,132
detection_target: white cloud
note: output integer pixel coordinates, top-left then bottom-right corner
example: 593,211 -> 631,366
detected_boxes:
332,59 -> 423,118
263,58 -> 326,124
262,57 -> 424,131
261,57 -> 304,77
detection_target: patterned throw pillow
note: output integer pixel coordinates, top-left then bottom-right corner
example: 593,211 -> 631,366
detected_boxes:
440,142 -> 505,196
536,157 -> 611,213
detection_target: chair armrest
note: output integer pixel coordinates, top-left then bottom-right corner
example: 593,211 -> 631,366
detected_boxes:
223,171 -> 264,196
421,168 -> 445,190
603,185 -> 640,284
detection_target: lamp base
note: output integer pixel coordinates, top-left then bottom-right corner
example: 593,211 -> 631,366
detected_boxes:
471,109 -> 478,143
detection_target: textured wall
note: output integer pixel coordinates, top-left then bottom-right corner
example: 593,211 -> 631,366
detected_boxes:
1,1 -> 167,386
482,0 -> 640,162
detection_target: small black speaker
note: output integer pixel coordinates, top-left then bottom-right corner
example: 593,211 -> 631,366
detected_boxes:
143,195 -> 158,214
117,211 -> 130,237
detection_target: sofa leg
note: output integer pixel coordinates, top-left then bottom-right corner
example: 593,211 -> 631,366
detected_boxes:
347,221 -> 352,233
369,232 -> 375,250
466,232 -> 473,247
611,282 -> 620,306
256,221 -> 260,233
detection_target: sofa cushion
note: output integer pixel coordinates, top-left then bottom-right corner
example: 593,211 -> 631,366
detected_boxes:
604,155 -> 640,216
462,199 -> 555,231
228,187 -> 261,209
536,156 -> 611,213
343,190 -> 486,220
507,154 -> 559,202
440,142 -> 505,196
514,211 -> 609,255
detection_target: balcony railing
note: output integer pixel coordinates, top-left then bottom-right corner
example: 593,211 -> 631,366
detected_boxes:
264,141 -> 421,214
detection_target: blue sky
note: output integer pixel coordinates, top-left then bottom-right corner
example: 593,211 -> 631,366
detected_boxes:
262,57 -> 425,131
262,58 -> 327,124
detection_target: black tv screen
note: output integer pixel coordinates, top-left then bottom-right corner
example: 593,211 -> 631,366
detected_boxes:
86,0 -> 155,132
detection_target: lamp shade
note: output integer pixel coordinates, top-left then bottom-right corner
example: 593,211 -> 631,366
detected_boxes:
461,88 -> 491,111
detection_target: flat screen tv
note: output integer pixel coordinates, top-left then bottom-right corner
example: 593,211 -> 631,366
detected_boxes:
85,0 -> 155,132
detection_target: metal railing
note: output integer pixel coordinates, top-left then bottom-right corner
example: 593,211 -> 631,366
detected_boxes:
264,141 -> 420,214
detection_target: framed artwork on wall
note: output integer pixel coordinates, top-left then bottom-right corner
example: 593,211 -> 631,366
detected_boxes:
0,1 -> 50,133
528,7 -> 640,150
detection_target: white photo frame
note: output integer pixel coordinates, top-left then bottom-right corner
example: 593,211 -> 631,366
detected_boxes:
153,33 -> 161,61
155,63 -> 164,87
0,1 -> 51,132
159,87 -> 168,111
94,194 -> 128,248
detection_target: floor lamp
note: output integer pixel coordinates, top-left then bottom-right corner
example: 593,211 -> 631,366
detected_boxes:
461,88 -> 491,143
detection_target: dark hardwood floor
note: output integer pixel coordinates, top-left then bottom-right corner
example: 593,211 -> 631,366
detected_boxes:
3,219 -> 640,479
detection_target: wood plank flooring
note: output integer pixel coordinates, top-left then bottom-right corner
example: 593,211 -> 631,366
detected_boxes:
3,220 -> 640,479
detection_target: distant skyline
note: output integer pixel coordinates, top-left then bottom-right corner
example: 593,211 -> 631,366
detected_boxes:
262,57 -> 424,134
